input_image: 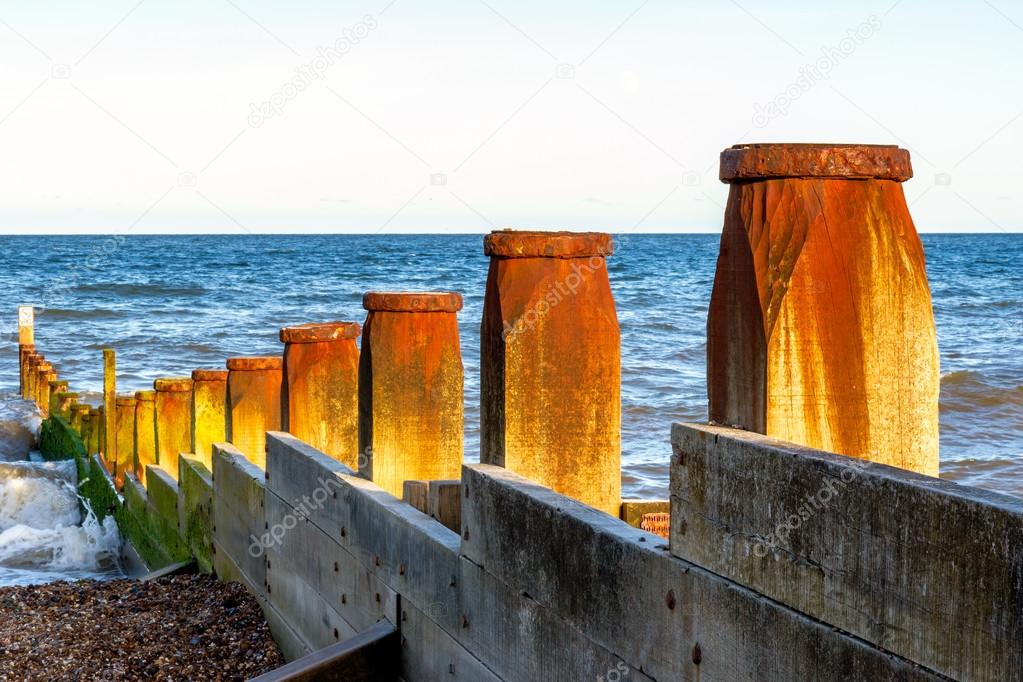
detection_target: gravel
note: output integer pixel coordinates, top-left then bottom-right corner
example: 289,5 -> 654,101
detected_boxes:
0,574 -> 284,680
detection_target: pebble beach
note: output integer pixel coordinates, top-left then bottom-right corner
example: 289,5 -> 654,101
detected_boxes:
0,574 -> 283,680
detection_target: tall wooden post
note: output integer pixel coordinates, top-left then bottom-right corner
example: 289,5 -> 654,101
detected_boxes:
359,292 -> 463,498
25,354 -> 40,405
192,369 -> 228,471
103,349 -> 116,467
480,231 -> 621,515
134,391 -> 157,485
88,408 -> 101,456
708,143 -> 939,475
35,363 -> 53,412
154,377 -> 193,480
18,306 -> 33,399
114,394 -> 137,489
226,357 -> 282,469
280,322 -> 361,468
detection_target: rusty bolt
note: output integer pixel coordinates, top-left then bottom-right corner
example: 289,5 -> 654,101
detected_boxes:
679,518 -> 688,535
267,559 -> 271,569
333,628 -> 338,640
374,555 -> 380,567
463,528 -> 469,541
334,561 -> 339,573
449,575 -> 456,587
264,471 -> 269,480
464,486 -> 469,498
375,592 -> 381,603
692,643 -> 702,665
460,614 -> 469,629
677,451 -> 686,466
266,584 -> 272,595
341,594 -> 347,604
666,589 -> 676,610
340,526 -> 346,538
399,563 -> 406,576
264,521 -> 269,530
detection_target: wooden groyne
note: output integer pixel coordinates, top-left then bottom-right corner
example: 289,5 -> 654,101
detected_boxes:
17,145 -> 1023,681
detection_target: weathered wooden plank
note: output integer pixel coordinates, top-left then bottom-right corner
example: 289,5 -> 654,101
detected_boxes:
457,555 -> 653,682
402,480 -> 429,514
266,433 -> 462,637
213,537 -> 309,663
266,546 -> 361,651
178,455 -> 213,573
671,422 -> 1023,681
399,596 -> 501,682
265,490 -> 397,633
251,620 -> 399,682
212,442 -> 267,592
462,464 -> 944,682
427,480 -> 461,534
619,499 -> 669,527
265,431 -> 354,546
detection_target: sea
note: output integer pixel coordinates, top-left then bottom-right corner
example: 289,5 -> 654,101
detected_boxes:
0,233 -> 1019,585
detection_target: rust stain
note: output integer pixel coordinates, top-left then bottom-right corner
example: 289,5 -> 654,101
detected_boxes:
280,322 -> 361,469
360,292 -> 463,497
154,377 -> 194,481
134,391 -> 156,486
480,230 -> 621,516
708,143 -> 939,475
226,356 -> 282,470
192,368 -> 228,470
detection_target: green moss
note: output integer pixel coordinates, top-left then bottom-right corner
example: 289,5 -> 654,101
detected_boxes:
36,415 -> 193,570
38,415 -> 85,462
179,458 -> 214,574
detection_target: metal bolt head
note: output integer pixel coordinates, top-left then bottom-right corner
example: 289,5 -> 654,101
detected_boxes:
666,589 -> 676,610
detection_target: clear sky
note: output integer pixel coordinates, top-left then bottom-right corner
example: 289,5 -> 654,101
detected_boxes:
0,1 -> 1020,233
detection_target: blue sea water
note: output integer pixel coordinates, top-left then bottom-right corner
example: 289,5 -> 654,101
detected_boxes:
0,233 -> 1019,499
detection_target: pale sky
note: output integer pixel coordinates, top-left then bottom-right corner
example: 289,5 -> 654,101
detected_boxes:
1,0 -> 1020,233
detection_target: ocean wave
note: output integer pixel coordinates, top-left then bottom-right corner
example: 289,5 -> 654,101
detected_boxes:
73,283 -> 206,297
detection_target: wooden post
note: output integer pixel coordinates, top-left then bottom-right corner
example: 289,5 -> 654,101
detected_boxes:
19,346 -> 35,400
134,390 -> 157,485
48,380 -> 69,417
103,349 -> 116,467
18,306 -> 33,398
81,412 -> 92,452
280,322 -> 361,468
154,377 -> 193,480
56,392 -> 77,420
35,363 -> 53,412
226,357 -> 282,469
88,408 -> 101,455
191,369 -> 228,471
96,405 -> 106,456
25,354 -> 40,405
480,231 -> 621,515
70,404 -> 90,436
114,394 -> 137,489
709,143 -> 939,475
359,292 -> 463,498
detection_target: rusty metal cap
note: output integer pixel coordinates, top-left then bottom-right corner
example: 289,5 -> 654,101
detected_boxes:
115,394 -> 136,406
49,380 -> 68,388
484,230 -> 614,258
719,143 -> 913,183
135,390 -> 156,402
226,356 -> 283,371
154,377 -> 193,392
192,368 -> 229,382
363,292 -> 463,313
19,343 -> 35,351
279,321 -> 362,344
36,363 -> 53,372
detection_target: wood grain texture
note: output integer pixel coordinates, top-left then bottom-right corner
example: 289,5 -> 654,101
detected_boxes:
480,231 -> 621,515
708,172 -> 939,474
671,422 -> 1023,682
